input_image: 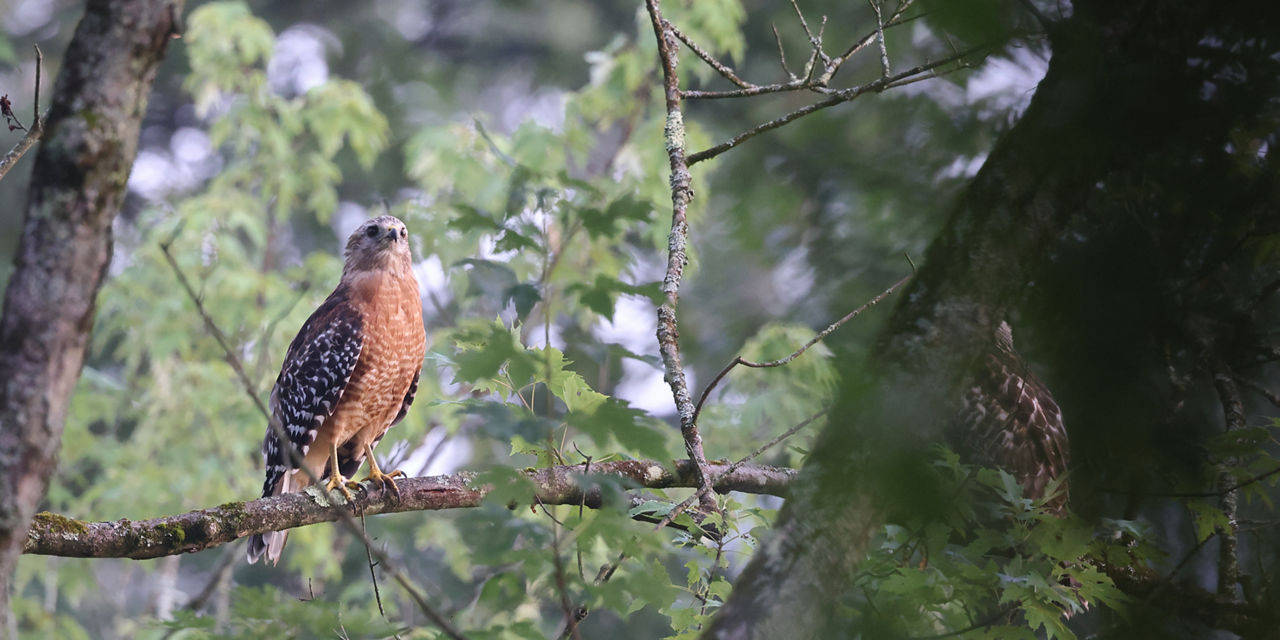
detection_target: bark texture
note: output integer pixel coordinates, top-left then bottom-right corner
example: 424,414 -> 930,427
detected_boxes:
0,0 -> 180,633
706,1 -> 1280,637
22,460 -> 794,559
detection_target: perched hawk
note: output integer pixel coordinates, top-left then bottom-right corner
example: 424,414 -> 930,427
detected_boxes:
247,215 -> 426,565
952,321 -> 1070,514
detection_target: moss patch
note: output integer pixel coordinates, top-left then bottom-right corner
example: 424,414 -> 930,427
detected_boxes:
213,501 -> 249,531
152,522 -> 186,545
32,512 -> 90,537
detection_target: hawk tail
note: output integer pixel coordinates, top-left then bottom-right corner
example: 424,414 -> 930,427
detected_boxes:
246,530 -> 289,565
247,462 -> 295,565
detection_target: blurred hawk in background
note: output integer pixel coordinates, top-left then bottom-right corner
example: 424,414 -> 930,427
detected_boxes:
952,321 -> 1070,515
247,215 -> 426,565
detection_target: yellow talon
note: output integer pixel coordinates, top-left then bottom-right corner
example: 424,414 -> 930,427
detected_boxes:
360,444 -> 406,496
324,471 -> 357,502
323,441 -> 357,502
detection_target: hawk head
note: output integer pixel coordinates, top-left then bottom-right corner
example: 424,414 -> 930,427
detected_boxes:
344,215 -> 412,272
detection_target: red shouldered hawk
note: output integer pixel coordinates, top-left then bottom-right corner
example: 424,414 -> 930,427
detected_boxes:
247,215 -> 426,565
953,321 -> 1070,514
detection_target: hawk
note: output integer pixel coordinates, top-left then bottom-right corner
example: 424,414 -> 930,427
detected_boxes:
952,321 -> 1070,514
247,215 -> 426,565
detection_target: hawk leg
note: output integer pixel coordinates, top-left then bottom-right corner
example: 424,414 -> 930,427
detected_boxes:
324,440 -> 358,502
360,443 -> 405,496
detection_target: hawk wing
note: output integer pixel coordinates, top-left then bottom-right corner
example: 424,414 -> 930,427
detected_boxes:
259,290 -> 364,500
952,321 -> 1070,514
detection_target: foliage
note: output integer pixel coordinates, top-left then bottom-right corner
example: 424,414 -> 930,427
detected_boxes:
15,2 -> 790,637
11,0 -> 1274,638
848,449 -> 1143,640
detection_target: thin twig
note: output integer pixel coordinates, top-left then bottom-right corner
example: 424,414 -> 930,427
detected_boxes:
693,272 -> 910,423
839,0 -> 916,61
1142,529 -> 1216,607
697,536 -> 727,623
789,0 -> 818,48
159,238 -> 468,640
541,502 -> 583,640
1234,375 -> 1280,408
0,123 -> 44,182
473,118 -> 517,168
869,0 -> 891,77
908,603 -> 1021,639
772,23 -> 796,80
361,508 -> 387,618
684,5 -> 920,100
726,410 -> 826,475
688,45 -> 985,164
1112,466 -> 1280,499
33,44 -> 42,129
669,23 -> 754,89
650,409 -> 825,535
182,542 -> 240,612
0,46 -> 46,182
582,410 -> 825,607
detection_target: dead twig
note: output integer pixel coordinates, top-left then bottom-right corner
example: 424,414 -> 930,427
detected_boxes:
688,45 -> 985,165
772,23 -> 796,80
0,46 -> 46,183
361,508 -> 387,618
869,0 -> 891,77
682,1 -> 918,100
1234,375 -> 1280,408
669,23 -> 752,89
579,409 -> 824,614
649,408 -> 826,538
181,542 -> 240,612
693,272 -> 910,424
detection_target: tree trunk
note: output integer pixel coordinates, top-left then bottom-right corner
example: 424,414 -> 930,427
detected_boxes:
0,0 -> 181,634
706,1 -> 1280,637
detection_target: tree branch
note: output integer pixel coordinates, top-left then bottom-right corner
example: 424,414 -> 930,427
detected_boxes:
23,460 -> 795,559
687,45 -> 984,165
668,23 -> 752,90
1213,369 -> 1245,597
0,45 -> 46,183
644,0 -> 719,518
680,0 -> 918,100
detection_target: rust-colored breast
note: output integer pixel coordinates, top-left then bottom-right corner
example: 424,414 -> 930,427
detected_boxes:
330,270 -> 425,456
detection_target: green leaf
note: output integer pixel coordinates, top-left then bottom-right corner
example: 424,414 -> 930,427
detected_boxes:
566,398 -> 670,460
1186,500 -> 1230,544
451,318 -> 524,383
504,283 -> 541,321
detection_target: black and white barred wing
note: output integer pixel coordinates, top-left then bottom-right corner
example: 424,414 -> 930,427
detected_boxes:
259,294 -> 364,500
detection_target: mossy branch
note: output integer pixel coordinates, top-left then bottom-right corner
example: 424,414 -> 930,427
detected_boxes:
24,460 -> 795,560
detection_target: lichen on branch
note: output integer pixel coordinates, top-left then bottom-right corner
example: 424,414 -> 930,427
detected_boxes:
24,460 -> 795,560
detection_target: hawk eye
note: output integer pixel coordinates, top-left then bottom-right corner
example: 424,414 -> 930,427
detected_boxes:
365,226 -> 379,238
399,227 -> 407,238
